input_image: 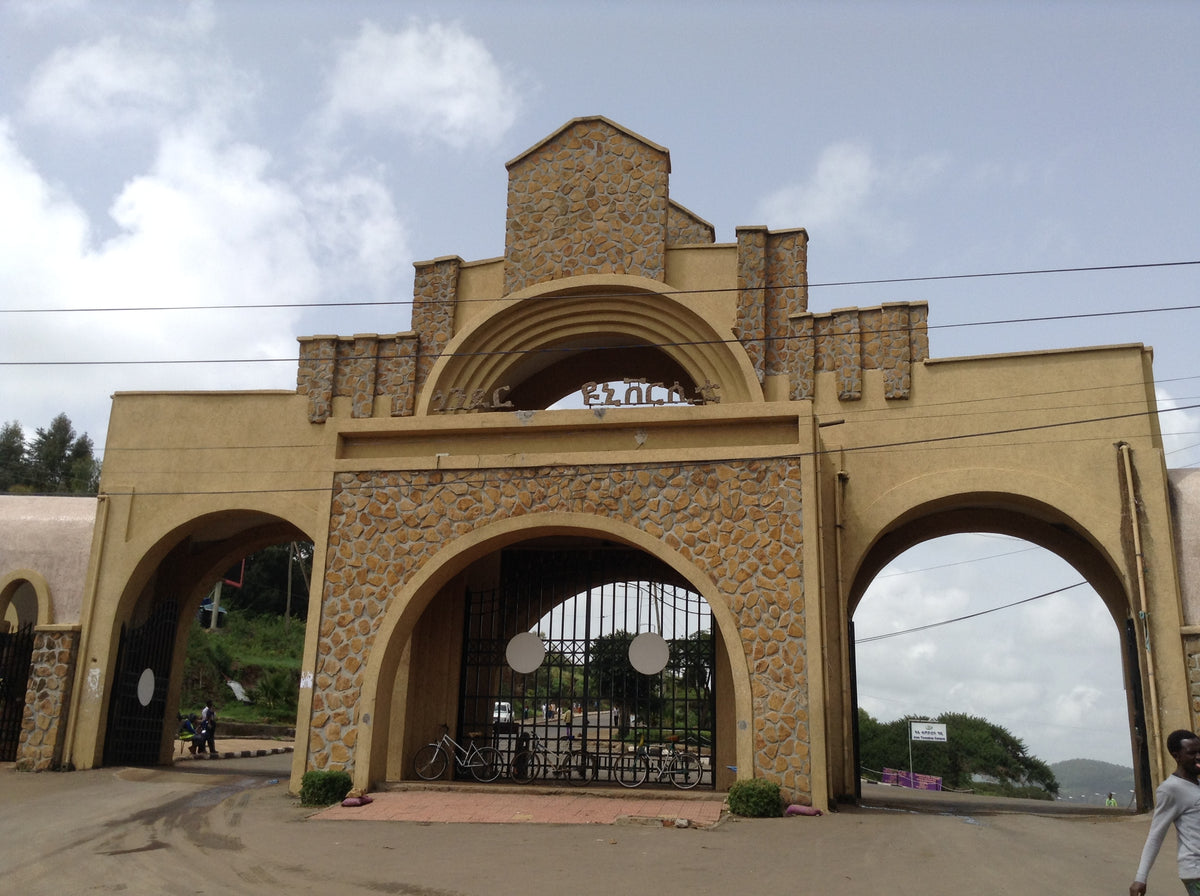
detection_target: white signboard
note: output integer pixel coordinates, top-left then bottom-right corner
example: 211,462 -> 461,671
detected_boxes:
910,722 -> 948,742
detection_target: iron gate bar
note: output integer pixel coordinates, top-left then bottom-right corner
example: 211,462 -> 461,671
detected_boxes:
103,600 -> 179,766
459,546 -> 715,788
0,622 -> 35,762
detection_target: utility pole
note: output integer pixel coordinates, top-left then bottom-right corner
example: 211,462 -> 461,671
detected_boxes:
208,581 -> 222,632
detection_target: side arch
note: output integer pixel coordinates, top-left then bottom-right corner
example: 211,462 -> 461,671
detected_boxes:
845,467 -> 1132,620
833,467 -> 1151,806
348,512 -> 755,794
0,568 -> 53,627
71,502 -> 319,769
418,274 -> 764,414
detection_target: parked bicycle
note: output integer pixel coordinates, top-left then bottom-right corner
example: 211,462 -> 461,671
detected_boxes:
615,738 -> 703,789
510,731 -> 597,785
413,724 -> 502,783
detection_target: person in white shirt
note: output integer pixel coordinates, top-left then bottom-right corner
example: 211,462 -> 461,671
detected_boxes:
1131,729 -> 1200,895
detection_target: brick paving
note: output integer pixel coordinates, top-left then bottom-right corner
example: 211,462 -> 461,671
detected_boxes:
174,741 -> 725,826
313,787 -> 727,827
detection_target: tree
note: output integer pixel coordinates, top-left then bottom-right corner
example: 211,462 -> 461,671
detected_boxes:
2,413 -> 100,495
0,421 -> 27,492
858,708 -> 1060,798
218,543 -> 314,618
589,630 -> 660,729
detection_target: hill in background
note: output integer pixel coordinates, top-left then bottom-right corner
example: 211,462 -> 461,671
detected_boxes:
1051,758 -> 1135,808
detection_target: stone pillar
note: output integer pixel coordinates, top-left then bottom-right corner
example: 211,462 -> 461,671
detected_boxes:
736,227 -> 767,381
17,627 -> 80,771
412,257 -> 461,394
298,336 -> 337,423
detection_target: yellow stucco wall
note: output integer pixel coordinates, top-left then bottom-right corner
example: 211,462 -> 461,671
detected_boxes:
30,117 -> 1187,810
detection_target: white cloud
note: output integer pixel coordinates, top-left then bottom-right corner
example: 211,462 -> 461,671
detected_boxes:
301,172 -> 410,305
1157,386 -> 1200,468
24,35 -> 188,131
320,20 -> 520,149
0,115 -> 409,445
758,141 -> 945,254
854,534 -> 1130,765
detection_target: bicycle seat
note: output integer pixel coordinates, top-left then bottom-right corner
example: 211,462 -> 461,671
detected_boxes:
467,731 -> 483,738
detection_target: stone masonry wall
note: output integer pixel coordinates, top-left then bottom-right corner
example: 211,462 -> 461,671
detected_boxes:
298,334 -> 420,422
504,120 -> 670,295
1186,634 -> 1200,726
411,257 -> 460,391
17,628 -> 79,771
311,458 -> 812,802
736,227 -> 810,389
667,201 -> 715,246
806,302 -> 929,401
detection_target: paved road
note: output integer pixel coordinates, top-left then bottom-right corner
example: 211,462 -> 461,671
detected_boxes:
0,752 -> 1175,895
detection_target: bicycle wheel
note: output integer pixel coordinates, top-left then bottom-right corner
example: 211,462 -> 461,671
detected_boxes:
670,751 -> 703,789
472,746 -> 503,782
615,751 -> 648,787
566,749 -> 597,785
511,750 -> 542,784
414,743 -> 448,780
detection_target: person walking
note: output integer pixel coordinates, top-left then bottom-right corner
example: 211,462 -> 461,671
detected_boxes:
199,698 -> 218,758
1131,729 -> 1200,894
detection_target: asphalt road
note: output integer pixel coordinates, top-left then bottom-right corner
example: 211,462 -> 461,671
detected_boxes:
0,752 -> 1177,895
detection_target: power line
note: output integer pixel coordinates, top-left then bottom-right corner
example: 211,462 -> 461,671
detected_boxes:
57,399 -> 1197,499
855,581 -> 1089,644
4,299 -> 1200,368
1,259 -> 1196,315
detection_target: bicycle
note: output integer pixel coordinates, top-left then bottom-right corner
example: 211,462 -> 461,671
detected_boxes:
413,724 -> 503,783
510,731 -> 598,785
615,738 -> 703,789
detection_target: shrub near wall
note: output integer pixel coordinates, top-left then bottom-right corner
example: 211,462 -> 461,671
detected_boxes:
300,770 -> 353,806
728,778 -> 784,817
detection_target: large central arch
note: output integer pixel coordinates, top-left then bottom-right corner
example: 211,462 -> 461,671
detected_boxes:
348,513 -> 755,795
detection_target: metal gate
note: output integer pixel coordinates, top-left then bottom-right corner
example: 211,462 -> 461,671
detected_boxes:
460,547 -> 716,788
104,600 -> 179,766
0,622 -> 35,762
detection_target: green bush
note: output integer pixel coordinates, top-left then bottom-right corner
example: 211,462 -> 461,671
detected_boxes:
728,778 -> 784,817
300,770 -> 353,806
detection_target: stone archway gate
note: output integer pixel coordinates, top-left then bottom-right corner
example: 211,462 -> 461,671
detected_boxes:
45,118 -> 1188,812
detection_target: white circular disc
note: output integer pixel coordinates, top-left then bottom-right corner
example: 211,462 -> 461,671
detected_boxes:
506,631 -> 546,674
628,632 -> 670,675
136,668 -> 156,707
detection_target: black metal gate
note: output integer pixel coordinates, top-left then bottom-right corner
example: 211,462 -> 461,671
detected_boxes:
104,600 -> 179,766
0,622 -> 35,762
460,547 -> 716,788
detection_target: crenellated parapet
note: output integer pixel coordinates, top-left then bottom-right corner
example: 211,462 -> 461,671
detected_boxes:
296,118 -> 928,425
298,332 -> 419,423
803,302 -> 929,401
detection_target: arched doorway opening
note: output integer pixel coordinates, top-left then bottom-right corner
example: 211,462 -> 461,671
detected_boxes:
844,505 -> 1151,810
0,574 -> 43,762
384,533 -> 733,791
101,510 -> 311,766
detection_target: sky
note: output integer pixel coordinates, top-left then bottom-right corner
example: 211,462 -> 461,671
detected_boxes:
2,0 -> 1198,769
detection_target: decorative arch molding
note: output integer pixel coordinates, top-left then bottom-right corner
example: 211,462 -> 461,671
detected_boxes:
351,511 -> 755,792
0,568 -> 53,627
417,274 -> 763,415
110,502 -> 319,623
846,468 -> 1130,618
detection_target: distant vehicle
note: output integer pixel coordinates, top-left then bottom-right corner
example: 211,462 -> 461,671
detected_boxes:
493,701 -> 513,724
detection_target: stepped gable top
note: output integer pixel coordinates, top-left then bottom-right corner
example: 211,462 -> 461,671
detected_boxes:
502,117 -> 675,296
505,115 -> 671,172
